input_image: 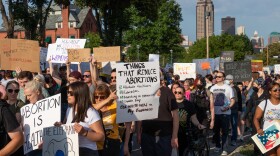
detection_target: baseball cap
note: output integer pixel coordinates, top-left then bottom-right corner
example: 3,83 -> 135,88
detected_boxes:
225,75 -> 234,80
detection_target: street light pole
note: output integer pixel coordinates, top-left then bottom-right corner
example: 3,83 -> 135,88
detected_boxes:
137,45 -> 140,61
267,46 -> 269,66
206,12 -> 210,59
170,49 -> 173,64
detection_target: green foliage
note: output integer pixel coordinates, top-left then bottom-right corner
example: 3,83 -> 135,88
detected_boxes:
258,43 -> 280,65
75,0 -> 131,46
123,0 -> 185,64
186,34 -> 254,62
84,32 -> 102,52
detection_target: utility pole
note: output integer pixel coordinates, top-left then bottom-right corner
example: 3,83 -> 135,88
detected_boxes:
170,49 -> 173,64
206,12 -> 210,59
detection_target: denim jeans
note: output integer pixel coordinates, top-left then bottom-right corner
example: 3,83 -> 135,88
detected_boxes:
141,133 -> 172,156
231,111 -> 238,141
26,149 -> 42,156
214,114 -> 230,150
79,147 -> 99,156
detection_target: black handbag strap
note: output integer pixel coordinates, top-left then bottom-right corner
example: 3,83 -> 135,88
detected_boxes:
261,99 -> 268,128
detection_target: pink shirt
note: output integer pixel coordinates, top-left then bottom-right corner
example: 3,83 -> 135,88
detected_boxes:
185,90 -> 191,101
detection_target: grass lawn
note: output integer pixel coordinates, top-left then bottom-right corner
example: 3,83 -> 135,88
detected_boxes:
239,143 -> 254,156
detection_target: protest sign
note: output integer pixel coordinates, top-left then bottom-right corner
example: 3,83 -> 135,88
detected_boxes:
21,94 -> 61,154
224,61 -> 252,82
93,46 -> 121,62
252,122 -> 280,154
101,61 -> 117,75
43,124 -> 78,156
173,63 -> 196,80
193,58 -> 219,76
40,47 -> 48,70
274,64 -> 280,75
251,60 -> 263,72
149,54 -> 159,62
116,62 -> 160,123
47,39 -> 86,63
67,48 -> 91,62
0,39 -> 40,72
219,51 -> 234,71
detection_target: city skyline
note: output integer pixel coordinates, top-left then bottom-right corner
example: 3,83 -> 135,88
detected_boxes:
178,0 -> 280,45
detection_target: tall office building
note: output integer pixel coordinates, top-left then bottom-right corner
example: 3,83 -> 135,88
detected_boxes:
221,16 -> 235,35
251,31 -> 264,53
268,32 -> 280,44
237,26 -> 245,35
196,0 -> 214,40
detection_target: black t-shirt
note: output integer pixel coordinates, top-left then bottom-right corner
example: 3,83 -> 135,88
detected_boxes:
177,99 -> 196,134
142,86 -> 178,136
0,103 -> 20,149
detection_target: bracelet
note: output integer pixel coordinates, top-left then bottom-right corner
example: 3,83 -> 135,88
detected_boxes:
83,130 -> 88,137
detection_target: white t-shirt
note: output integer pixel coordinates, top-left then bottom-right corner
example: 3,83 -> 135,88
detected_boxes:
1,78 -> 15,87
66,107 -> 101,150
258,99 -> 280,129
210,83 -> 234,115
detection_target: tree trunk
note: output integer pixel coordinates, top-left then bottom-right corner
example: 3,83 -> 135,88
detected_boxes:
0,0 -> 14,38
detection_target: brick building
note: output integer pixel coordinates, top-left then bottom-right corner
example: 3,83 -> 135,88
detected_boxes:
0,3 -> 98,44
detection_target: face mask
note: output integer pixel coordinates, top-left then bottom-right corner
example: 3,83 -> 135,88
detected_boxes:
253,87 -> 259,92
225,80 -> 230,85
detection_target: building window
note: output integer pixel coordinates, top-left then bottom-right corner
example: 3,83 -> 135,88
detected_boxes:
58,22 -> 62,28
69,35 -> 75,39
70,22 -> 74,28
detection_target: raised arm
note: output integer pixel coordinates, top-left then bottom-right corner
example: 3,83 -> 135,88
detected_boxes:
92,91 -> 117,110
48,59 -> 62,86
90,56 -> 98,85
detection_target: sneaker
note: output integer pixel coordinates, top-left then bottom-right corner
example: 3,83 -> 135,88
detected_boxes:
214,147 -> 221,153
231,140 -> 237,146
239,135 -> 244,142
221,150 -> 228,156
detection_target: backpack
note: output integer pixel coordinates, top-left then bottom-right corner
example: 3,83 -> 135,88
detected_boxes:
190,89 -> 210,109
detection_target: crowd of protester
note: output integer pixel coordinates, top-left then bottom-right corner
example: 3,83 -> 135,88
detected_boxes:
0,58 -> 280,156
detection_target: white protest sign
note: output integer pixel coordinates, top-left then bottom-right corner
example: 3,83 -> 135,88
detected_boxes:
252,122 -> 280,154
47,39 -> 86,63
116,62 -> 160,123
173,63 -> 196,80
148,54 -> 159,62
275,64 -> 280,74
43,124 -> 78,156
21,94 -> 61,154
46,43 -> 57,62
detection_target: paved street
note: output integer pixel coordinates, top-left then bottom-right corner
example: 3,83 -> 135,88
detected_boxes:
131,131 -> 251,156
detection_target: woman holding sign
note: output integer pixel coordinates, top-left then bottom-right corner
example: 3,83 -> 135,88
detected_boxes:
23,80 -> 45,156
63,81 -> 104,156
254,82 -> 280,156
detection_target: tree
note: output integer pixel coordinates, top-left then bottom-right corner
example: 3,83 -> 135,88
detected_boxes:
84,32 -> 102,52
0,0 -> 15,38
258,43 -> 280,66
185,34 -> 254,62
13,0 -> 53,46
123,0 -> 184,64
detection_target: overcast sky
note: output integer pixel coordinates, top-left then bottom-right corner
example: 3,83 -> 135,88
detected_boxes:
177,0 -> 280,45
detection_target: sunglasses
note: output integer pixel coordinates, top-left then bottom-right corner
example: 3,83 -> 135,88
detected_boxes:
95,95 -> 106,100
83,75 -> 90,78
111,76 -> 116,80
7,89 -> 20,94
174,91 -> 182,95
272,88 -> 280,92
67,91 -> 74,96
215,76 -> 223,78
